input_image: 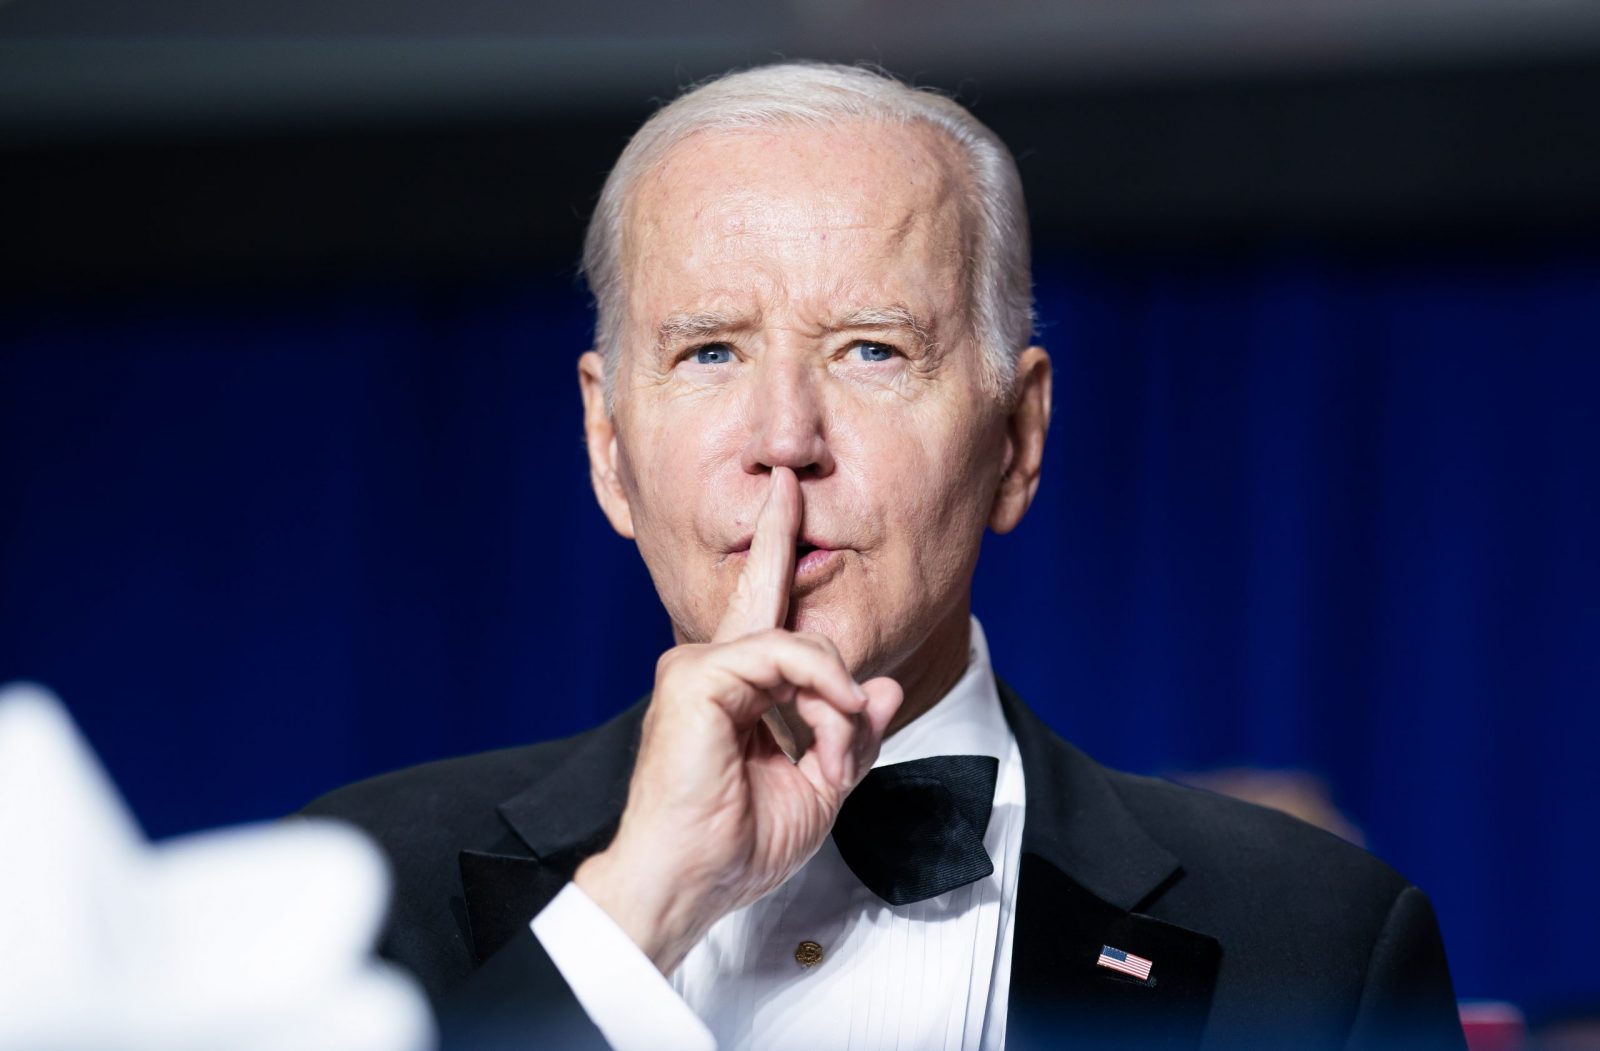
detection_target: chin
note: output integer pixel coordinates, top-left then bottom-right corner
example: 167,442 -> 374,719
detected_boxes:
789,601 -> 906,682
786,601 -> 861,654
785,600 -> 846,639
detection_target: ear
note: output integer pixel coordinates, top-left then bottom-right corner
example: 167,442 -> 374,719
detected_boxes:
989,345 -> 1052,535
578,350 -> 636,539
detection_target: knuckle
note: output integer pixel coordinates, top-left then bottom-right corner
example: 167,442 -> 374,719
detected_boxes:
752,627 -> 790,647
653,644 -> 702,685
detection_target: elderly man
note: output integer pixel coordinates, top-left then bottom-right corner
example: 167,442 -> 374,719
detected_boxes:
306,62 -> 1465,1051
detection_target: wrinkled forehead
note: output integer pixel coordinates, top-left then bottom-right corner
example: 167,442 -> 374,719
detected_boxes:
618,120 -> 977,335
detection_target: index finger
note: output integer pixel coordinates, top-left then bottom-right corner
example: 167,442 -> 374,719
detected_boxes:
713,466 -> 800,643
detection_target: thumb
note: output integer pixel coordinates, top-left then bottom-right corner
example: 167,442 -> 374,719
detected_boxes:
851,677 -> 904,778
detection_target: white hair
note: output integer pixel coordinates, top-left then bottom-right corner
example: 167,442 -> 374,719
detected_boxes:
580,61 -> 1035,402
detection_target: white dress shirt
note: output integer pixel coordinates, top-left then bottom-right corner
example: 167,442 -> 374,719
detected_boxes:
532,617 -> 1025,1051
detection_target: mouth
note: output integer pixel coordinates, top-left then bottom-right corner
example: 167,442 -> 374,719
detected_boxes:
727,535 -> 834,555
794,541 -> 833,578
724,536 -> 843,584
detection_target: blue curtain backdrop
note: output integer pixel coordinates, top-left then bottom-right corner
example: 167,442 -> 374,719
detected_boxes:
2,245 -> 1596,1009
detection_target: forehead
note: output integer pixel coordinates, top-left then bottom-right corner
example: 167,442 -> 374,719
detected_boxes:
620,120 -> 974,330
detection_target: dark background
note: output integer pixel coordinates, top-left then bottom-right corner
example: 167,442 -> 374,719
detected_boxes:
3,0 -> 1597,1019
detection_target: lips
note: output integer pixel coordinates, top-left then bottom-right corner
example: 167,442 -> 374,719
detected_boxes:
718,534 -> 845,592
726,535 -> 838,556
794,544 -> 841,584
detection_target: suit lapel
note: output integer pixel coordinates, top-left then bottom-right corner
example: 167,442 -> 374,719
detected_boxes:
458,699 -> 647,964
458,850 -> 569,964
998,680 -> 1222,1050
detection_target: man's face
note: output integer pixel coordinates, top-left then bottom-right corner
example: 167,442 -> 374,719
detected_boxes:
580,120 -> 1046,683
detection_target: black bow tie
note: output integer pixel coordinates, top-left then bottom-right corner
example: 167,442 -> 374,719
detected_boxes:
830,754 -> 1000,906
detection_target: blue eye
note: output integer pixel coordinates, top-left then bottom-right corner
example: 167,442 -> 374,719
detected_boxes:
855,342 -> 896,362
694,344 -> 733,365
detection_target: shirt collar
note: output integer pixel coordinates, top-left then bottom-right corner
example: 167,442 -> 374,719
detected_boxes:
873,616 -> 1009,767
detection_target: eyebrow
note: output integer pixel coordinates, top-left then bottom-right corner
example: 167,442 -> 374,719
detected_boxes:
655,310 -> 746,349
829,305 -> 934,348
652,304 -> 935,351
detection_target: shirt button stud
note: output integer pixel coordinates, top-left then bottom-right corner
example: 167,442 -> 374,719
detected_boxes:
794,940 -> 825,968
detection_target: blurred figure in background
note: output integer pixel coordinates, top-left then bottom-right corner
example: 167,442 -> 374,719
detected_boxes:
0,684 -> 433,1051
1172,767 -> 1365,846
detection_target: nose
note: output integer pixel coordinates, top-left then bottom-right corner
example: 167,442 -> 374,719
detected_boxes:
740,356 -> 835,479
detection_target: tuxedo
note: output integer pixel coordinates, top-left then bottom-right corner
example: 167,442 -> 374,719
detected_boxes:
303,681 -> 1465,1051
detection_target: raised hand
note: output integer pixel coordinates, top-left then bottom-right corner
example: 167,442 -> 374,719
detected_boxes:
573,467 -> 903,974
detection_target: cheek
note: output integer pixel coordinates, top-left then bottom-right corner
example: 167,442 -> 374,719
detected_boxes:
612,431 -> 723,638
615,393 -> 754,576
621,398 -> 722,513
880,399 -> 999,505
843,398 -> 1002,573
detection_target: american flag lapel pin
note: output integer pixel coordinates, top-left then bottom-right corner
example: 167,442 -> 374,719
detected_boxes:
1097,944 -> 1154,981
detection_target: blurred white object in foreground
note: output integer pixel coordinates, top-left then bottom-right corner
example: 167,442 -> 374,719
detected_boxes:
0,683 -> 435,1051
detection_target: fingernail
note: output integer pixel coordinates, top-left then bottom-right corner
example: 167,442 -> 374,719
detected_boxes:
853,682 -> 868,703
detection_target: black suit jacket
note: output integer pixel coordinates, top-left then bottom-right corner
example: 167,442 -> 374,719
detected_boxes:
304,681 -> 1466,1051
